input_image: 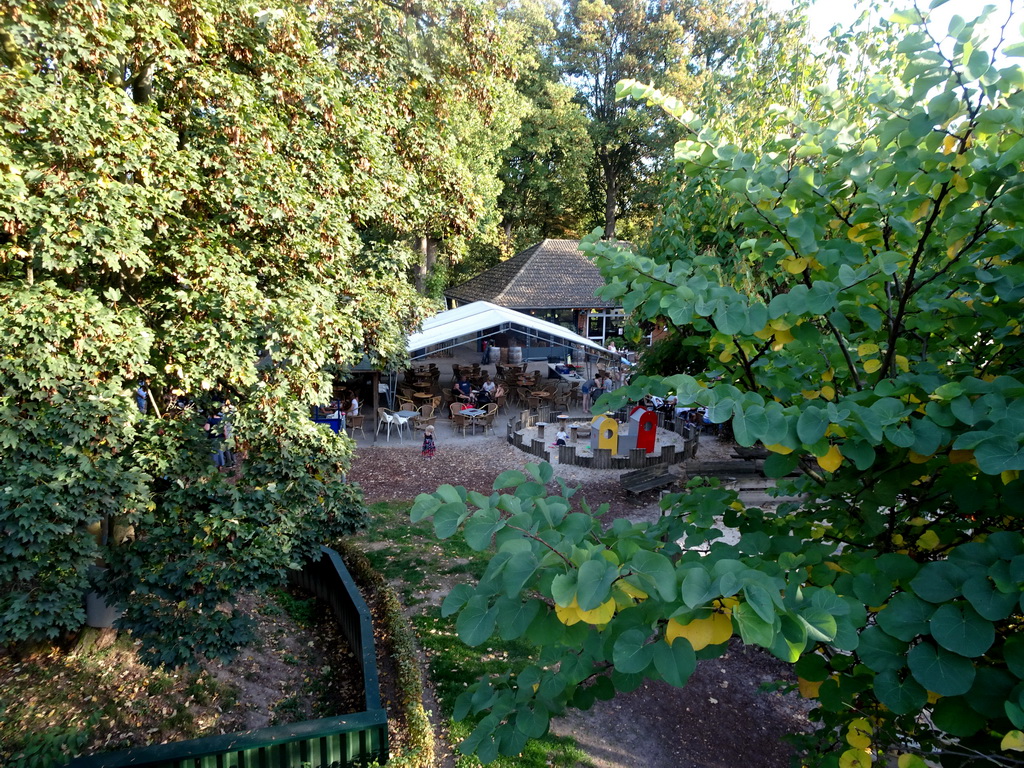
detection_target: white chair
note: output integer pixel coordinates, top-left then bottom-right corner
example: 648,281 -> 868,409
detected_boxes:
376,408 -> 397,441
391,410 -> 411,442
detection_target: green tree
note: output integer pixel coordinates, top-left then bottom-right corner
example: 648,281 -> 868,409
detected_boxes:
0,0 -> 450,665
411,6 -> 1024,765
494,0 -> 595,254
557,0 -> 776,239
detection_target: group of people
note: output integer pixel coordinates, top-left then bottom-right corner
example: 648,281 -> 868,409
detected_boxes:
453,375 -> 497,407
323,393 -> 360,421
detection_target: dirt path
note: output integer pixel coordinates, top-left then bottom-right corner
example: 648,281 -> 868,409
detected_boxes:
349,436 -> 810,768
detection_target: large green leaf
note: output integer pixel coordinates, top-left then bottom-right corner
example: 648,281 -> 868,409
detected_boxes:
907,642 -> 976,696
576,558 -> 618,611
629,549 -> 677,601
612,628 -> 654,674
929,603 -> 995,658
652,638 -> 697,687
857,626 -> 908,673
877,593 -> 935,641
456,595 -> 498,647
874,669 -> 928,715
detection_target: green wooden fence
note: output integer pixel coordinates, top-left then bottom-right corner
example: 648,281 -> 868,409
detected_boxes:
64,546 -> 388,768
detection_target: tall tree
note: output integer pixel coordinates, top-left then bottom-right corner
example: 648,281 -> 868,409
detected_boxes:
557,0 -> 765,239
0,0 -> 494,664
494,0 -> 596,254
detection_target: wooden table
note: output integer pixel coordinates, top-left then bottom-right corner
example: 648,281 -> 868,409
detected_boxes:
413,392 -> 434,401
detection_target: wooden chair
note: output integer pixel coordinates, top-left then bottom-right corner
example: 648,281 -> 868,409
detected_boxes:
414,405 -> 436,430
346,414 -> 366,440
449,403 -> 470,436
516,387 -> 531,408
478,402 -> 499,435
398,399 -> 415,412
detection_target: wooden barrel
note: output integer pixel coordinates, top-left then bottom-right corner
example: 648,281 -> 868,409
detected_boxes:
508,346 -> 523,364
499,346 -> 508,363
487,346 -> 500,363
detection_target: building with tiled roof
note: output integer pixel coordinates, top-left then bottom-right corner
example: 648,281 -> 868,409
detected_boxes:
445,239 -> 625,345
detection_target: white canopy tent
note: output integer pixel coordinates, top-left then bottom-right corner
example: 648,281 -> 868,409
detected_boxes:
407,301 -> 613,361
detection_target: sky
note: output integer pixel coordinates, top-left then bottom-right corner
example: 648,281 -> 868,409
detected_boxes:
768,0 -> 1023,48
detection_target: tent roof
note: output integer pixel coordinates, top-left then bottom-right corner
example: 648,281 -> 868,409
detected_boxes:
407,301 -> 612,360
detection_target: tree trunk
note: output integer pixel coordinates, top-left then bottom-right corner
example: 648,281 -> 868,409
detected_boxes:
413,236 -> 438,293
602,156 -> 618,239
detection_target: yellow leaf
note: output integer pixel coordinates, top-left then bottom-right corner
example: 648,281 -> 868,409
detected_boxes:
817,444 -> 843,473
927,690 -> 943,704
822,368 -> 835,382
719,349 -> 734,363
857,343 -> 880,356
863,359 -> 882,374
666,612 -> 733,651
826,424 -> 847,437
821,385 -> 836,401
1001,470 -> 1020,485
846,718 -> 872,749
848,223 -> 870,242
917,530 -> 941,550
953,173 -> 968,193
908,451 -> 932,464
909,199 -> 930,222
1001,730 -> 1024,752
618,581 -> 648,600
754,324 -> 774,340
941,134 -> 957,154
782,256 -> 808,274
765,443 -> 793,455
772,328 -> 795,350
949,449 -> 974,464
947,238 -> 964,259
578,598 -> 616,625
798,677 -> 823,699
802,389 -> 821,400
892,534 -> 904,546
769,317 -> 792,331
839,747 -> 872,768
555,598 -> 583,626
898,754 -> 928,768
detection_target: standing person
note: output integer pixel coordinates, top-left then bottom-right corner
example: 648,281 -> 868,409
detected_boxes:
480,339 -> 490,365
204,412 -> 225,468
581,376 -> 594,411
222,399 -> 235,468
136,380 -> 148,414
421,425 -> 436,458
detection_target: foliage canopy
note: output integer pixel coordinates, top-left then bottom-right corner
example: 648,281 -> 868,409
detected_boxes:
0,0 -> 515,665
412,6 -> 1024,765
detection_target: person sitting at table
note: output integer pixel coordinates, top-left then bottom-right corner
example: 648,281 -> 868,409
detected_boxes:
349,395 -> 360,417
479,378 -> 496,400
455,375 -> 474,403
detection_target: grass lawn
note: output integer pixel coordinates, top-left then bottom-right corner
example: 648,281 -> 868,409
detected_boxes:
351,500 -> 590,768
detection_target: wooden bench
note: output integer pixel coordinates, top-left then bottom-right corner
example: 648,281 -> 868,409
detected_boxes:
620,465 -> 676,496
